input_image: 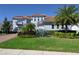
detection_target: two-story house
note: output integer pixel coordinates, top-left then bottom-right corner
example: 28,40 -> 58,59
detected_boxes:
12,14 -> 79,32
12,14 -> 47,31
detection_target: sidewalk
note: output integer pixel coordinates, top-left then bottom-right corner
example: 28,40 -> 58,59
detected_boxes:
0,48 -> 79,55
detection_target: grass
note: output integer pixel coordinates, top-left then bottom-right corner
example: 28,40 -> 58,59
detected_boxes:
0,36 -> 79,53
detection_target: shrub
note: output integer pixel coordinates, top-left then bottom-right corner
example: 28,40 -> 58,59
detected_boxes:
18,23 -> 36,38
18,31 -> 36,36
36,29 -> 47,37
47,30 -> 56,35
53,32 -> 76,39
47,30 -> 76,39
47,30 -> 76,38
18,35 -> 35,38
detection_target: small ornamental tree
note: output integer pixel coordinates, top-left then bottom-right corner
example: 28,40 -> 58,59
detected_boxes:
2,17 -> 11,34
19,23 -> 36,35
21,23 -> 35,32
36,29 -> 47,37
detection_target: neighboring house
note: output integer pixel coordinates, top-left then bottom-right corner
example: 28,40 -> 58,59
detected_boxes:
0,23 -> 2,31
12,14 -> 79,32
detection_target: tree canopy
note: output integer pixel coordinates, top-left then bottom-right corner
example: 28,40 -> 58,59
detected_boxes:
55,5 -> 79,30
2,17 -> 11,33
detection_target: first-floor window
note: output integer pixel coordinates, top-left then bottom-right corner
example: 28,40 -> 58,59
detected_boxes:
62,25 -> 64,29
41,19 -> 43,21
27,19 -> 31,23
57,24 -> 59,29
52,25 -> 54,29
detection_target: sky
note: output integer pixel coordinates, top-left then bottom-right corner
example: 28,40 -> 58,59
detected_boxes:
0,4 -> 79,23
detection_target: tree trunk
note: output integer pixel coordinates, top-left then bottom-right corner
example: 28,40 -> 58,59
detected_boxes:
65,24 -> 68,32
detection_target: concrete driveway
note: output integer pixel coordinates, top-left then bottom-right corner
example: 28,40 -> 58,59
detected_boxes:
0,48 -> 79,55
0,34 -> 17,43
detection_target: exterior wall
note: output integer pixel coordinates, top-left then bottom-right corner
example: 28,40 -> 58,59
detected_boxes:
67,25 -> 72,30
12,19 -> 30,31
31,17 -> 38,27
71,25 -> 79,32
71,23 -> 79,32
31,17 -> 44,23
37,25 -> 56,30
17,19 -> 27,25
44,25 -> 53,30
37,25 -> 73,31
12,16 -> 45,31
12,20 -> 18,31
23,19 -> 27,25
12,15 -> 79,32
13,18 -> 76,31
31,16 -> 44,28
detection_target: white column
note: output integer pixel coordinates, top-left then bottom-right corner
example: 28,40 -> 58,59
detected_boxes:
42,17 -> 44,21
23,19 -> 27,25
31,17 -> 35,23
54,25 -> 57,30
59,25 -> 62,30
33,17 -> 34,21
39,17 -> 41,21
36,17 -> 38,22
12,20 -> 18,31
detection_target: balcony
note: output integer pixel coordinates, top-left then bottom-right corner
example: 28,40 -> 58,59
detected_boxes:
16,21 -> 23,26
37,21 -> 44,26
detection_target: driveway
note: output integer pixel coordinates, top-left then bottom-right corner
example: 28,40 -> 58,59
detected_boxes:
0,48 -> 79,55
0,34 -> 17,43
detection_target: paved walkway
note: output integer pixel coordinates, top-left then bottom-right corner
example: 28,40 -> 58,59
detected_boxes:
0,34 -> 17,43
0,48 -> 79,55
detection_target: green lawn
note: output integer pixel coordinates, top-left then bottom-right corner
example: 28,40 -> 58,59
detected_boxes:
0,36 -> 79,53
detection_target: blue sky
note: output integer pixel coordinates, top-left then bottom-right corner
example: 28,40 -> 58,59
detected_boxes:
0,4 -> 79,23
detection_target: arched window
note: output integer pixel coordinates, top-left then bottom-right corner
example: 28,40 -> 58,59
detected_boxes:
34,19 -> 36,21
57,24 -> 59,29
38,19 -> 39,21
52,24 -> 54,29
62,25 -> 64,29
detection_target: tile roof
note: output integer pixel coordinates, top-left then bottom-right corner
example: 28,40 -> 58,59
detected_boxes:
32,14 -> 47,17
45,16 -> 55,22
13,14 -> 55,22
13,16 -> 32,19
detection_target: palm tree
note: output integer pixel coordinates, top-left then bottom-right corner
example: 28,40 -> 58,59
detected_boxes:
21,23 -> 35,32
55,5 -> 79,31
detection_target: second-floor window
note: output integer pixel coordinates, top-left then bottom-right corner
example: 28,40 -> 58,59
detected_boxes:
38,19 -> 39,21
34,19 -> 36,21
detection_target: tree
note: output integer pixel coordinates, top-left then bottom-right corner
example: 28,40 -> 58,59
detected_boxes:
2,17 -> 11,34
55,5 -> 79,31
21,23 -> 35,32
19,23 -> 35,35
